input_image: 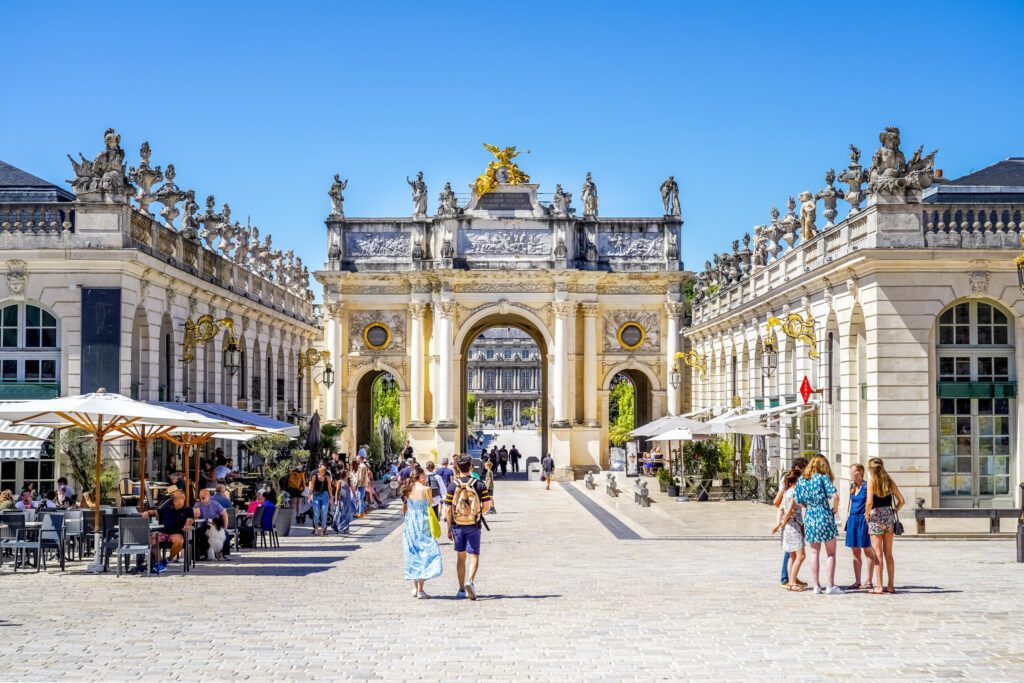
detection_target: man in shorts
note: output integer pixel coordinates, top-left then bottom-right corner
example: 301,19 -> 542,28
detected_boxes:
143,489 -> 195,574
445,454 -> 491,600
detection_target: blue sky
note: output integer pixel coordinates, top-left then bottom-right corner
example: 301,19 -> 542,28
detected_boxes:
2,0 -> 1021,287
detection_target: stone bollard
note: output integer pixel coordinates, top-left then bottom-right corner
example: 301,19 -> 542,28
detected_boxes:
635,480 -> 650,507
584,472 -> 596,490
605,473 -> 619,497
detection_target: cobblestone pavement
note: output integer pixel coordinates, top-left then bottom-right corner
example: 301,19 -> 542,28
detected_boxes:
2,479 -> 1022,681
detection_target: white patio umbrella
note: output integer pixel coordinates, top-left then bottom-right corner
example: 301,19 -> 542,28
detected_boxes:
0,389 -> 232,571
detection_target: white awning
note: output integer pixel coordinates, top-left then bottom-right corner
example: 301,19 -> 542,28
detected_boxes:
0,419 -> 53,460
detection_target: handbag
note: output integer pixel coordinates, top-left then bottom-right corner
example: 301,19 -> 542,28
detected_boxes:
892,507 -> 905,536
428,505 -> 441,539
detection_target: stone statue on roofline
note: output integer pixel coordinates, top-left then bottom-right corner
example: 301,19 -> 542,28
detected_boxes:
407,171 -> 428,218
660,176 -> 681,217
867,126 -> 937,200
550,184 -> 573,218
798,190 -> 817,241
437,182 -> 460,217
581,172 -> 598,218
67,128 -> 133,202
815,169 -> 841,230
329,174 -> 348,217
180,190 -> 200,241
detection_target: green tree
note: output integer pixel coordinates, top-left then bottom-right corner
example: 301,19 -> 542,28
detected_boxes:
520,404 -> 536,424
59,427 -> 120,503
482,404 -> 497,423
608,378 -> 636,446
466,392 -> 477,423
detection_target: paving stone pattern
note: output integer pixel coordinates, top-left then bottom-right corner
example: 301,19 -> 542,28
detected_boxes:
1,478 -> 1022,681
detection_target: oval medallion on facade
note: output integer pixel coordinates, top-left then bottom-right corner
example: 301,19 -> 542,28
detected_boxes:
617,322 -> 645,350
363,322 -> 392,350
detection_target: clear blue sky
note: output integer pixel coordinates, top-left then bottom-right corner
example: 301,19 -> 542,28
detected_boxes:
2,0 -> 1021,287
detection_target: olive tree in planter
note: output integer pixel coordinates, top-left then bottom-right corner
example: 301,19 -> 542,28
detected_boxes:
683,439 -> 728,502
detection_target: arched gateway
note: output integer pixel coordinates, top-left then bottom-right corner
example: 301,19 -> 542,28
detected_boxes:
315,155 -> 689,476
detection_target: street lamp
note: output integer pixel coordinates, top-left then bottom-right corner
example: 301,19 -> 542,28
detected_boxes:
299,348 -> 334,388
761,333 -> 778,377
320,362 -> 334,389
222,331 -> 241,376
669,367 -> 681,390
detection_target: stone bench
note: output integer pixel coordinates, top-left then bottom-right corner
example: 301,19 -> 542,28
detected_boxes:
913,499 -> 1021,535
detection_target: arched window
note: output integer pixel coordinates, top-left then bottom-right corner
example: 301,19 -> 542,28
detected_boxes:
0,303 -> 60,397
936,300 -> 1015,504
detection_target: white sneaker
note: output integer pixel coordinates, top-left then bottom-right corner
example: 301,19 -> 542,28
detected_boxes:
825,586 -> 844,595
812,585 -> 823,594
412,586 -> 418,597
416,591 -> 431,599
464,582 -> 477,601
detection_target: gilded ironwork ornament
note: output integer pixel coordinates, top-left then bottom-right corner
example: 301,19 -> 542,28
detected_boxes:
473,143 -> 530,196
298,348 -> 331,378
766,311 -> 818,358
675,350 -> 707,381
183,314 -> 234,364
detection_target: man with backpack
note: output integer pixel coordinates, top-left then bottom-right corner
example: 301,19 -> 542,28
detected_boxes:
444,454 -> 491,600
542,452 -> 555,490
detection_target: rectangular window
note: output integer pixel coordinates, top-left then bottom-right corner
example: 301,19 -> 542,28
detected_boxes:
81,288 -> 121,393
1,359 -> 16,382
938,356 -> 972,382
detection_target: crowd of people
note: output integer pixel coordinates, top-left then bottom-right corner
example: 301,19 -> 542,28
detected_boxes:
771,455 -> 906,594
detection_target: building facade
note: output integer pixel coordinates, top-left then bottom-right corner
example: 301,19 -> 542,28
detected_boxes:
466,327 -> 541,427
685,127 -> 1024,509
315,149 -> 689,474
0,131 -> 320,493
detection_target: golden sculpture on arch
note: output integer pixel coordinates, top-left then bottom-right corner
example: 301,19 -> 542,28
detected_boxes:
474,143 -> 531,196
766,311 -> 818,359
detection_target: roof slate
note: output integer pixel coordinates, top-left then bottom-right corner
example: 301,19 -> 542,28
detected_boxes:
0,160 -> 75,202
945,158 -> 1024,187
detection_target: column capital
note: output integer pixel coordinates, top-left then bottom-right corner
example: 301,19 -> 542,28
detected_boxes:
581,302 -> 600,318
324,303 -> 345,319
552,300 -> 574,318
437,300 -> 455,318
409,302 -> 428,319
665,301 -> 685,317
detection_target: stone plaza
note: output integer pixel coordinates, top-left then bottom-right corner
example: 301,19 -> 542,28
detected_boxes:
0,480 -> 1021,681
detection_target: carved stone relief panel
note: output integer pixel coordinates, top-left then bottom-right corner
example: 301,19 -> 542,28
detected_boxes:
345,232 -> 411,258
348,310 -> 407,352
602,310 -> 660,352
599,233 -> 662,259
460,229 -> 551,256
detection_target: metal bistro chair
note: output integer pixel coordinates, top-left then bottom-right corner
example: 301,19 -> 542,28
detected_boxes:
224,507 -> 237,555
38,511 -> 66,571
115,518 -> 153,577
63,510 -> 85,561
268,506 -> 282,548
0,513 -> 42,572
252,505 -> 268,549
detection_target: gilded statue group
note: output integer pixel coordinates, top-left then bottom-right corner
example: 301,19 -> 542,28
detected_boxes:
67,129 -> 313,300
693,126 -> 938,304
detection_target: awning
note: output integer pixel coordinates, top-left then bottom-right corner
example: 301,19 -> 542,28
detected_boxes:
0,419 -> 53,460
154,402 -> 300,438
630,414 -> 705,438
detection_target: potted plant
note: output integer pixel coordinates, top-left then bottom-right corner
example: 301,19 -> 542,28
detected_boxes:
655,467 -> 671,493
684,440 -> 726,501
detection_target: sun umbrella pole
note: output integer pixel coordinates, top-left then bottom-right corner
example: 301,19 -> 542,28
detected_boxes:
194,439 -> 201,502
87,428 -> 105,573
183,442 -> 192,506
138,438 -> 148,512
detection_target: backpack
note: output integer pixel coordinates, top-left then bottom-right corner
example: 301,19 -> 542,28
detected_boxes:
286,470 -> 306,495
428,474 -> 442,500
451,477 -> 482,526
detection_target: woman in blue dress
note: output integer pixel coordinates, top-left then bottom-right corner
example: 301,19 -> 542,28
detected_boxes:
844,463 -> 876,590
794,455 -> 841,594
402,466 -> 442,598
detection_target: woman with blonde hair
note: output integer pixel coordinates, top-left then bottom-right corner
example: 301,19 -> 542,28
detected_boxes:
865,457 -> 905,594
794,454 -> 841,594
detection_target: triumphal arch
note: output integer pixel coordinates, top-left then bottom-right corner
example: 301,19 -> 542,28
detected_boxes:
316,146 -> 688,474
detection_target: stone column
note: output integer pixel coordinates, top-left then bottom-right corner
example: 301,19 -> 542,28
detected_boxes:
581,303 -> 599,426
552,301 -> 572,427
665,301 -> 683,416
408,303 -> 426,424
324,304 -> 343,421
435,300 -> 455,426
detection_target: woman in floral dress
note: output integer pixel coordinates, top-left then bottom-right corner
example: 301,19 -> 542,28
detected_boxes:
794,455 -> 841,594
771,465 -> 806,591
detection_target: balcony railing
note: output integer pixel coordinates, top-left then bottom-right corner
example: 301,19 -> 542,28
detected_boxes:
0,204 -> 74,233
0,382 -> 61,399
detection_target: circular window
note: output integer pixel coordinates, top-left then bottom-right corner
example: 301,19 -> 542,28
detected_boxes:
617,322 -> 645,350
363,323 -> 392,350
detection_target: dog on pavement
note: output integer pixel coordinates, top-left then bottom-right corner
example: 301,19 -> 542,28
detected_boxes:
206,518 -> 228,561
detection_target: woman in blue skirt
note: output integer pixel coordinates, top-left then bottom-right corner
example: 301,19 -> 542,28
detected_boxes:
844,463 -> 876,589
